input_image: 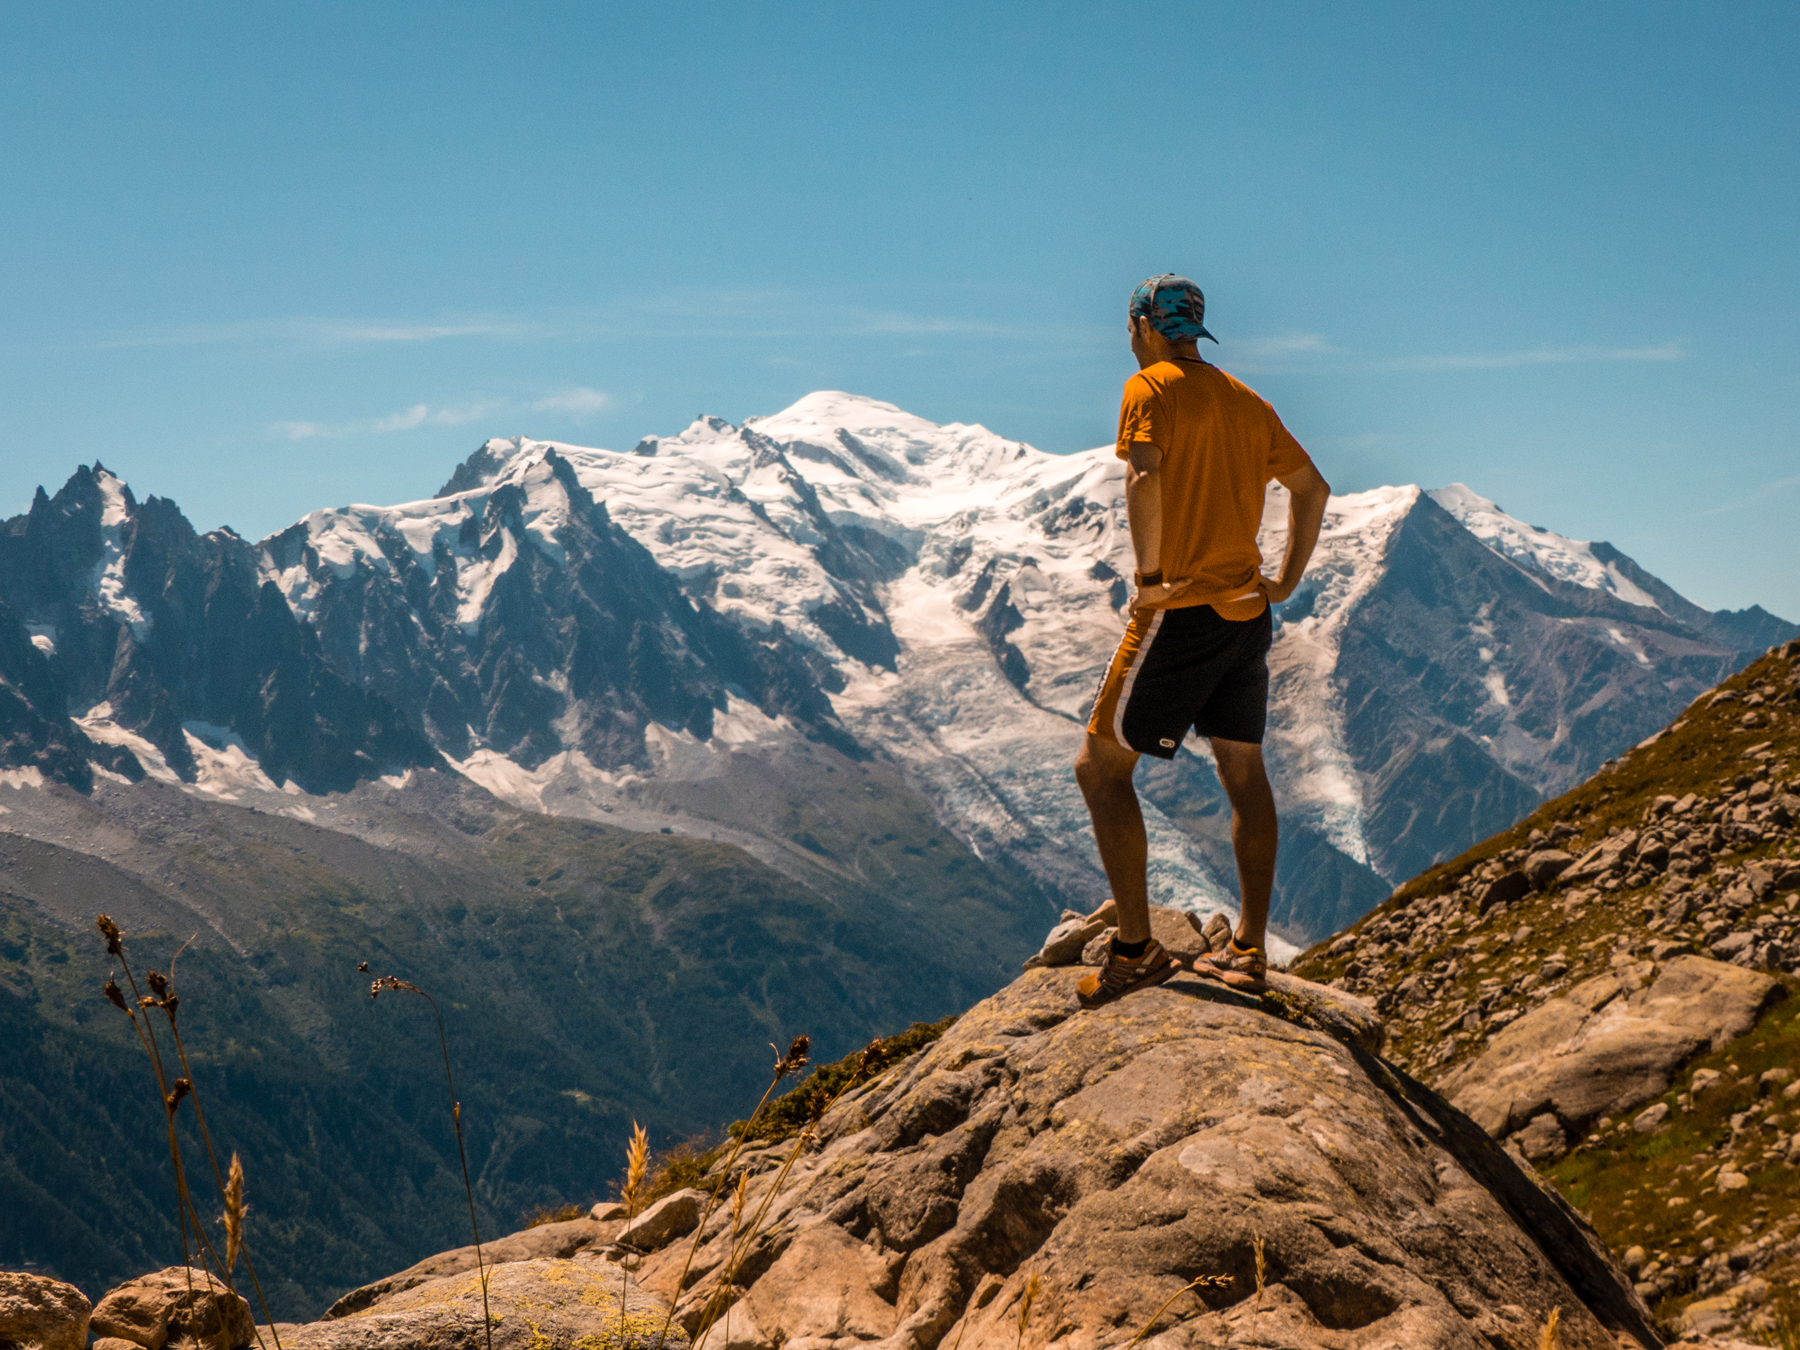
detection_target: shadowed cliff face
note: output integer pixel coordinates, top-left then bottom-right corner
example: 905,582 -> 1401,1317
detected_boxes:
0,465 -> 439,793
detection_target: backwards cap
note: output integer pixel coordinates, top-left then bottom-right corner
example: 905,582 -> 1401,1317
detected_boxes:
1129,274 -> 1217,343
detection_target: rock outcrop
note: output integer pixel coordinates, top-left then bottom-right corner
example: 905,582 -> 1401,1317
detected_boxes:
1441,956 -> 1784,1157
0,1271 -> 91,1350
623,964 -> 1658,1349
89,1266 -> 253,1350
287,1259 -> 687,1350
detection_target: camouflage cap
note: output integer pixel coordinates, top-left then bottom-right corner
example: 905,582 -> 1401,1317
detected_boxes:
1129,274 -> 1218,343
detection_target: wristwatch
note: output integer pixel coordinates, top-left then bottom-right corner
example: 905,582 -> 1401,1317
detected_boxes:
1134,569 -> 1164,587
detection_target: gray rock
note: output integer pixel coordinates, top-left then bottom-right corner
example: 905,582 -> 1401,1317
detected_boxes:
288,1259 -> 686,1349
91,1268 -> 253,1350
0,1271 -> 91,1350
1632,1102 -> 1671,1133
1441,956 -> 1785,1138
1564,830 -> 1639,884
1077,904 -> 1212,966
1478,870 -> 1531,912
1524,849 -> 1575,890
1710,930 -> 1757,960
618,1187 -> 705,1253
1512,1112 -> 1568,1163
625,966 -> 1657,1350
1021,901 -> 1114,969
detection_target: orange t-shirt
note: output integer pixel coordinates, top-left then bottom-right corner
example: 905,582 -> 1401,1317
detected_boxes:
1117,359 -> 1313,618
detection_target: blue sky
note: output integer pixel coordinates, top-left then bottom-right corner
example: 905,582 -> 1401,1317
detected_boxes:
3,1 -> 1797,617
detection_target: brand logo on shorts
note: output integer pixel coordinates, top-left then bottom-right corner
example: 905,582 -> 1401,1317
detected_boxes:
1159,738 -> 1176,748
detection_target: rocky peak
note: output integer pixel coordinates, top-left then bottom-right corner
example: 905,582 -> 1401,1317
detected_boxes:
609,963 -> 1657,1348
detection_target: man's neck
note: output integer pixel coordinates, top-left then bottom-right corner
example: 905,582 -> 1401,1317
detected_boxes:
1136,339 -> 1205,370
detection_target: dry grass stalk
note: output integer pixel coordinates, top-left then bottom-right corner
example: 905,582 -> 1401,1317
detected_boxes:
688,1040 -> 881,1343
223,1153 -> 245,1273
361,961 -> 492,1350
623,1122 -> 650,1219
1016,1269 -> 1041,1350
652,1035 -> 810,1350
95,917 -> 281,1350
1248,1232 -> 1266,1346
1537,1306 -> 1562,1350
1124,1272 -> 1235,1349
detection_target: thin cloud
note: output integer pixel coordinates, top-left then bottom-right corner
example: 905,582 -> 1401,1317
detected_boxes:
1382,341 -> 1685,372
94,316 -> 543,351
1701,472 -> 1800,517
531,387 -> 610,417
273,389 -> 601,441
1227,333 -> 1335,359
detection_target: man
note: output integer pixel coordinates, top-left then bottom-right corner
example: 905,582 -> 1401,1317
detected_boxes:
1075,274 -> 1330,1008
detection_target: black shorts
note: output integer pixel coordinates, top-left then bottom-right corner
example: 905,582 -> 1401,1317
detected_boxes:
1086,603 -> 1273,757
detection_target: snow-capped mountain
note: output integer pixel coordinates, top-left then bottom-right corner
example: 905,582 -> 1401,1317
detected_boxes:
1,392 -> 1790,945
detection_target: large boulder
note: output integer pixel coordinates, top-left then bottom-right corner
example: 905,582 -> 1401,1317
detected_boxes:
324,1216 -> 615,1318
1440,955 -> 1785,1143
91,1267 -> 253,1350
287,1258 -> 686,1349
0,1271 -> 91,1350
620,1188 -> 705,1253
629,965 -> 1659,1349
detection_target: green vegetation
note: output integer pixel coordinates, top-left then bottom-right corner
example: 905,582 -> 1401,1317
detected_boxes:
731,1014 -> 959,1144
0,771 -> 1044,1318
1548,979 -> 1800,1326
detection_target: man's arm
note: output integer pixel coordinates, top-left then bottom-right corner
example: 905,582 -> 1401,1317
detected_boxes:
1257,460 -> 1331,604
1123,442 -> 1189,610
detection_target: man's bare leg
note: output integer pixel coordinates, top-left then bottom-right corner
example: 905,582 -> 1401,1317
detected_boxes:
1073,732 -> 1151,944
1209,737 -> 1278,948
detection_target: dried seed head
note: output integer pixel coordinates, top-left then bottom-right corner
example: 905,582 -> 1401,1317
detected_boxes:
223,1153 -> 245,1272
1538,1307 -> 1562,1350
622,1121 -> 650,1219
357,961 -> 369,972
166,1078 -> 192,1115
103,976 -> 129,1012
1254,1232 -> 1266,1295
730,1171 -> 749,1232
1017,1269 -> 1041,1338
95,914 -> 124,956
146,969 -> 170,998
771,1034 -> 811,1080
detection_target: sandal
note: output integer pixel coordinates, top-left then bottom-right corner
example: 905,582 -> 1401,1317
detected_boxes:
1193,939 -> 1269,993
1076,937 -> 1179,1009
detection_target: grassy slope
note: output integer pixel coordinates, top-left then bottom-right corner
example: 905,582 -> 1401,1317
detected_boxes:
0,769 -> 1047,1318
1291,642 -> 1800,1340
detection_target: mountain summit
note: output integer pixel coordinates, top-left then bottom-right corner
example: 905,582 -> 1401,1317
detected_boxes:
1,393 -> 1790,944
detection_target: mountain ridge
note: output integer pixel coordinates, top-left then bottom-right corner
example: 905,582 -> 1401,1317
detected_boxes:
1,390 -> 1791,950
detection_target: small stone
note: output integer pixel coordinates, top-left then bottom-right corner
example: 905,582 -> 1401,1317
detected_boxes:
1524,849 -> 1574,890
1633,1102 -> 1671,1133
1511,1112 -> 1567,1163
590,1201 -> 628,1221
1623,1245 -> 1646,1272
1716,1169 -> 1750,1192
0,1272 -> 91,1350
1760,1067 -> 1793,1092
1478,871 -> 1531,913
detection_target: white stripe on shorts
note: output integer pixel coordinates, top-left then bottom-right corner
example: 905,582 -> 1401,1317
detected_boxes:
1112,609 -> 1165,748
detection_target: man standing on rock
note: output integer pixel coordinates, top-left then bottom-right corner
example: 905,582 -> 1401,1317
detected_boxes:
1075,275 -> 1331,1007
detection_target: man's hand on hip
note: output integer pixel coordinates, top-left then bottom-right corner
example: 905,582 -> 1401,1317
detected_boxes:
1128,578 -> 1191,615
1254,573 -> 1297,605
